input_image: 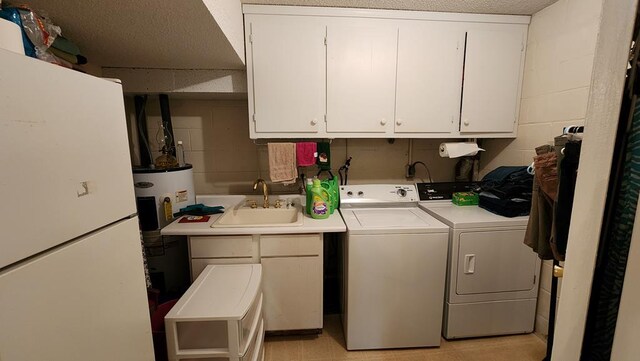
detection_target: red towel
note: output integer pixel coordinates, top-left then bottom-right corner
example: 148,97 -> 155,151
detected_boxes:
296,142 -> 317,166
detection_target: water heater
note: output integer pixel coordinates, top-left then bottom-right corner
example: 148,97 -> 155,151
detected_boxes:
132,165 -> 195,230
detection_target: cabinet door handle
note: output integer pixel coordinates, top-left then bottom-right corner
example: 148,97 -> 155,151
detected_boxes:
463,119 -> 470,126
380,119 -> 387,126
464,254 -> 476,274
311,118 -> 318,126
396,119 -> 403,126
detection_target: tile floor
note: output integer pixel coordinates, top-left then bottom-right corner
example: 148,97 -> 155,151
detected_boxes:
264,315 -> 546,361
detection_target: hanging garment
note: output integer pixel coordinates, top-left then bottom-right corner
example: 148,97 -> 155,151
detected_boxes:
524,145 -> 557,260
551,140 -> 582,261
534,145 -> 559,200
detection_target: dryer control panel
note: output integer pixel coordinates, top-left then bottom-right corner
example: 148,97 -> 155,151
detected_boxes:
340,184 -> 418,207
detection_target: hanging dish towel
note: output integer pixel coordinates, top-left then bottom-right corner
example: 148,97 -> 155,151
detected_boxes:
296,142 -> 317,166
268,142 -> 298,184
316,142 -> 331,170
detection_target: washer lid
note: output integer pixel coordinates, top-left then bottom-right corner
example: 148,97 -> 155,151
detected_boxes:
419,202 -> 528,229
341,207 -> 448,234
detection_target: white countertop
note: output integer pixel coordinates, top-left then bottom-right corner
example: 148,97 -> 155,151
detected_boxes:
161,195 -> 346,236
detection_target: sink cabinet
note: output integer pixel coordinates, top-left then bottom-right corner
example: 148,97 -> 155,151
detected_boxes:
188,233 -> 323,332
189,235 -> 258,280
260,234 -> 323,331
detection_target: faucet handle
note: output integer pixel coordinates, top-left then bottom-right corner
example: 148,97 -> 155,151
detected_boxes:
274,199 -> 283,208
246,200 -> 258,209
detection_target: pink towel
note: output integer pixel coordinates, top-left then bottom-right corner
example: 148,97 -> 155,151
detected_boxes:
296,142 -> 317,167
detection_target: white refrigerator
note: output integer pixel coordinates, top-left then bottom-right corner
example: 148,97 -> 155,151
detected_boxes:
0,49 -> 155,360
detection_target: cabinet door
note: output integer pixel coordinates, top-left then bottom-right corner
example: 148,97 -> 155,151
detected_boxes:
460,24 -> 526,133
326,18 -> 398,133
395,22 -> 464,134
261,256 -> 323,331
247,15 -> 326,134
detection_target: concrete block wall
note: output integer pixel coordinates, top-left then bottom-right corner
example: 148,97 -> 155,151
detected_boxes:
126,98 -> 460,195
480,0 -> 603,339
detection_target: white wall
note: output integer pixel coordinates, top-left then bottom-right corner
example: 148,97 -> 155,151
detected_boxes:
481,0 -> 603,339
126,98 -> 460,195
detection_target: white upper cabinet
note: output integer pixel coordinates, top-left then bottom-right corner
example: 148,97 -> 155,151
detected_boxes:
326,18 -> 398,134
395,21 -> 465,135
246,15 -> 326,136
460,24 -> 527,134
243,5 -> 529,139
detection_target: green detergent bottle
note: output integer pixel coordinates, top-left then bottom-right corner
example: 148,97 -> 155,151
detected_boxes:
310,179 -> 331,219
320,177 -> 339,214
305,178 -> 314,215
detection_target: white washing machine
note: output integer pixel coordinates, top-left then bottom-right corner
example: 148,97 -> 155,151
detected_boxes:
340,184 -> 449,350
417,183 -> 541,339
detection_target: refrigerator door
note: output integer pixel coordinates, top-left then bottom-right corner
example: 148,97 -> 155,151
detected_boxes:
0,217 -> 154,361
0,49 -> 137,269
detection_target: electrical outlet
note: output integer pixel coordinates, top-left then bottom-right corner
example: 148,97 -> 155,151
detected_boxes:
405,164 -> 415,179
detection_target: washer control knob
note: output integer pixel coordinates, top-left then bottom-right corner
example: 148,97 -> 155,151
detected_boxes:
358,191 -> 364,197
347,191 -> 353,197
397,189 -> 407,197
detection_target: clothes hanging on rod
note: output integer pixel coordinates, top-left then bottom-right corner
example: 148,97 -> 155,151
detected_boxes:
522,126 -> 583,361
552,139 -> 582,261
524,130 -> 583,261
524,144 -> 558,260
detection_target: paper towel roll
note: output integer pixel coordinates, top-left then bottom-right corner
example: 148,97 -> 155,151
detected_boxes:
0,18 -> 24,55
439,142 -> 485,158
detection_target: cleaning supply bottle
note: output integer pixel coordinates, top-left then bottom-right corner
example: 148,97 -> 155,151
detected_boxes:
310,179 -> 330,219
321,177 -> 339,214
176,140 -> 186,167
305,178 -> 314,215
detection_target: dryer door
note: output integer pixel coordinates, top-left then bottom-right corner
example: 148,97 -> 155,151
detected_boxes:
455,229 -> 537,295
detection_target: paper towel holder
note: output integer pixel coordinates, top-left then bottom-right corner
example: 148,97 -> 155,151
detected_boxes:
439,141 -> 484,158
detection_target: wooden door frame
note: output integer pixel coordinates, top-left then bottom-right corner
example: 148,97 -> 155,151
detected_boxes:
552,0 -> 639,359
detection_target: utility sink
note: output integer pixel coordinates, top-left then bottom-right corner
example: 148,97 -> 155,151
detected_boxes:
212,203 -> 304,228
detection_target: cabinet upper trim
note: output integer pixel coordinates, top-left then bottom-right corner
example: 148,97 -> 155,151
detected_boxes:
242,5 -> 531,25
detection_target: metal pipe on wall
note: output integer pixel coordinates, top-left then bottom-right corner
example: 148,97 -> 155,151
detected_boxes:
159,94 -> 176,157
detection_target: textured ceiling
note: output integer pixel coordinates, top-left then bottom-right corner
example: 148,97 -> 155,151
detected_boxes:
240,0 -> 558,15
23,0 -> 245,69
20,0 -> 557,71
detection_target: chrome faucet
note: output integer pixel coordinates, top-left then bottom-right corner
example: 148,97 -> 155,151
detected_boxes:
253,178 -> 269,208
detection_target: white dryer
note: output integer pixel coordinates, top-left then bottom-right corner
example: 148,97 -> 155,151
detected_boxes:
419,200 -> 541,339
340,184 -> 449,350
